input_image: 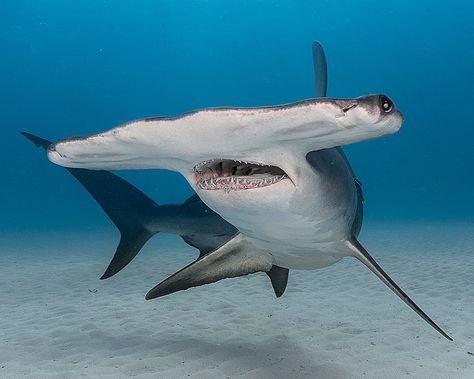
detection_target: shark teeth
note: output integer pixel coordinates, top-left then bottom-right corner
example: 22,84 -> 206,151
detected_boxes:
197,175 -> 288,191
193,159 -> 265,173
194,158 -> 289,191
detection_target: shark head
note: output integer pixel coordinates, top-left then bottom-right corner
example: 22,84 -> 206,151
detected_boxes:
47,94 -> 403,179
187,94 -> 402,193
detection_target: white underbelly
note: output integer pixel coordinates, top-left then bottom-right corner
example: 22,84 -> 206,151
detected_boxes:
191,152 -> 358,270
243,224 -> 352,270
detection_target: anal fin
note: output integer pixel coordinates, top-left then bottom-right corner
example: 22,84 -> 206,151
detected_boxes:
146,234 -> 273,300
266,265 -> 289,297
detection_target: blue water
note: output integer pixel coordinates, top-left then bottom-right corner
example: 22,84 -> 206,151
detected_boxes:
2,3 -> 474,378
1,1 -> 473,230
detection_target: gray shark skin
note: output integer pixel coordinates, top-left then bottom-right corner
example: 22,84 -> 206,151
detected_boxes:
24,42 -> 451,340
21,42 -> 346,292
21,132 -> 238,279
23,133 -> 293,296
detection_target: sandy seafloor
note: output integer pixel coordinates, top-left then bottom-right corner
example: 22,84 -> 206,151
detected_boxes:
1,222 -> 473,379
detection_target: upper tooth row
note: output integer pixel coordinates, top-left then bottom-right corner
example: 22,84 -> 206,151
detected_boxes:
194,160 -> 265,172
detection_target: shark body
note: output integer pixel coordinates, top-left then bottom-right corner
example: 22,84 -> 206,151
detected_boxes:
24,43 -> 451,340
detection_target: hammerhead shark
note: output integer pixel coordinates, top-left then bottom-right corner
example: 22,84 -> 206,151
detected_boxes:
23,42 -> 451,340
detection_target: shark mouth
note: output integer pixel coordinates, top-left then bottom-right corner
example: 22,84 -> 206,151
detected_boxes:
194,159 -> 289,191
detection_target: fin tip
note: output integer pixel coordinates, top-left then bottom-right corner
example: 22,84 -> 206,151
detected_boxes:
348,238 -> 453,341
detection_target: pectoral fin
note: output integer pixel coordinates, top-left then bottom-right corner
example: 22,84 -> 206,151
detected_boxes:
347,239 -> 452,341
146,234 -> 273,299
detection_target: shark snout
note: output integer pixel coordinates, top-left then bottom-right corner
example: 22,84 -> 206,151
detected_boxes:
47,140 -> 92,167
47,141 -> 79,166
47,143 -> 60,155
329,95 -> 403,139
47,143 -> 65,164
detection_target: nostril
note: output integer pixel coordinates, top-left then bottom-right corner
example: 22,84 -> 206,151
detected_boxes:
47,143 -> 67,159
341,102 -> 358,113
380,95 -> 393,113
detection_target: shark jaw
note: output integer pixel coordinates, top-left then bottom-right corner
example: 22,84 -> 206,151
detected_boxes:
194,159 -> 291,191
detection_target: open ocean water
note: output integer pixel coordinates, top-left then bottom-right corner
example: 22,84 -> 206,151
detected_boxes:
1,1 -> 473,378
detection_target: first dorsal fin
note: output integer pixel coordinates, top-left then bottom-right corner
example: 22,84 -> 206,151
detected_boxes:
146,234 -> 273,300
312,41 -> 328,98
347,239 -> 452,341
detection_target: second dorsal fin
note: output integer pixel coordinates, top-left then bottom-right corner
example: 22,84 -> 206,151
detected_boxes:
266,265 -> 289,297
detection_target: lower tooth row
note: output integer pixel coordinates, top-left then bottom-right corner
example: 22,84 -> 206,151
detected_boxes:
198,175 -> 286,190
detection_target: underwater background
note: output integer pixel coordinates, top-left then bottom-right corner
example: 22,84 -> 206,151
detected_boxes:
1,1 -> 474,378
1,0 -> 473,231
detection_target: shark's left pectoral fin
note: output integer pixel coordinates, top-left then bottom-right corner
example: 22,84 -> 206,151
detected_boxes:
347,239 -> 452,341
145,234 -> 274,300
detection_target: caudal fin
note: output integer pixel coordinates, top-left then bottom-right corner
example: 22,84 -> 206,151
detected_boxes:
347,239 -> 452,341
66,168 -> 160,279
22,132 -> 159,279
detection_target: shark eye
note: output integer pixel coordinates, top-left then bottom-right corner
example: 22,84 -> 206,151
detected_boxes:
380,95 -> 393,113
